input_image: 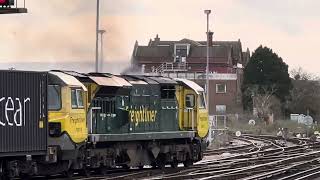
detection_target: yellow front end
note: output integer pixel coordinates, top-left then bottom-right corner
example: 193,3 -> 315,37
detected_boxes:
48,85 -> 88,144
176,86 -> 209,138
196,93 -> 209,138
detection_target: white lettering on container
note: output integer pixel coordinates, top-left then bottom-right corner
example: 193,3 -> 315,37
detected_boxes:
0,97 -> 31,127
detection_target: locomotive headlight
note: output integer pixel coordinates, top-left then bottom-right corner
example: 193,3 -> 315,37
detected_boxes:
49,122 -> 62,137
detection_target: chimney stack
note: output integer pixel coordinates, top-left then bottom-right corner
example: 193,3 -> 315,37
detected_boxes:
208,31 -> 213,46
154,34 -> 160,43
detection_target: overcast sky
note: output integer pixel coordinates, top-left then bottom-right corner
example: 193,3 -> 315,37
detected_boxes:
0,0 -> 319,74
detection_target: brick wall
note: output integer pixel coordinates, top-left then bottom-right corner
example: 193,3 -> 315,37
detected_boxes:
195,79 -> 243,116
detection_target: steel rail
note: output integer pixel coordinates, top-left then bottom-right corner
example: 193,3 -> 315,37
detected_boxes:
238,160 -> 319,180
277,164 -> 320,180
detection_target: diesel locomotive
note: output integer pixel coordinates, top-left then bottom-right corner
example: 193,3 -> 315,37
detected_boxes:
0,70 -> 209,178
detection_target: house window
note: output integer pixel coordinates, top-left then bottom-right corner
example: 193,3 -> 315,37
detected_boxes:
216,105 -> 226,113
71,89 -> 84,109
216,84 -> 226,93
174,44 -> 190,63
214,115 -> 227,128
215,115 -> 226,122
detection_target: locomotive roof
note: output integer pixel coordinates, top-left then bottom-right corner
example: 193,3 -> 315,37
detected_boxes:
174,78 -> 204,94
52,70 -> 88,78
88,72 -> 113,77
49,71 -> 202,91
88,74 -> 132,87
122,75 -> 177,85
49,71 -> 87,91
148,76 -> 177,85
51,70 -> 95,83
122,75 -> 159,85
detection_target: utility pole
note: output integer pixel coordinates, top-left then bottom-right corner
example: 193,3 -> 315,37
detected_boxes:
98,29 -> 106,72
204,9 -> 212,144
95,0 -> 100,72
204,10 -> 211,113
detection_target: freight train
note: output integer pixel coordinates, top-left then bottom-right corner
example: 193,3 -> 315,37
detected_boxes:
0,70 -> 209,178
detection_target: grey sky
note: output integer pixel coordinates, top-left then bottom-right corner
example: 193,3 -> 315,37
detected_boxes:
0,0 -> 319,74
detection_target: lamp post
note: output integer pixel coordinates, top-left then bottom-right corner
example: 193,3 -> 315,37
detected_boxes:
98,29 -> 106,72
204,9 -> 211,113
95,0 -> 100,72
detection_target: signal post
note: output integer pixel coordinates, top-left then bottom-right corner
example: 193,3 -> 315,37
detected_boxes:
0,0 -> 27,14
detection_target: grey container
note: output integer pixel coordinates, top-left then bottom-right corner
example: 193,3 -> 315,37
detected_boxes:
0,70 -> 48,156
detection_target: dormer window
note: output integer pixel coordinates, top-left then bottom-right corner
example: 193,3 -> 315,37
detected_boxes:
174,44 -> 190,63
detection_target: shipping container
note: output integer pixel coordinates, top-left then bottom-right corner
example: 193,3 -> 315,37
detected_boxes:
0,70 -> 48,156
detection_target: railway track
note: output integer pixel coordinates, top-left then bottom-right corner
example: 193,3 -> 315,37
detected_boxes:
146,134 -> 320,180
203,137 -> 259,156
39,134 -> 320,180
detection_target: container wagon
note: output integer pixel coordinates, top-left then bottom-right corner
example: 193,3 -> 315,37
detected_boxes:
0,70 -> 48,177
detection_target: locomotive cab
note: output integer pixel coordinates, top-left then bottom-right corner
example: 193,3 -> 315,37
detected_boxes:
175,78 -> 209,138
48,71 -> 88,144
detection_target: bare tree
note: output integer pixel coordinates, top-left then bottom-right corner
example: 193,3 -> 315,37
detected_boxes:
291,67 -> 319,80
246,85 -> 278,124
289,68 -> 320,121
288,79 -> 320,120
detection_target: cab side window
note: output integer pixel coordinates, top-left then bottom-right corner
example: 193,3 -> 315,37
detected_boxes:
48,85 -> 61,110
71,89 -> 84,109
76,89 -> 84,107
198,93 -> 206,109
185,94 -> 195,108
